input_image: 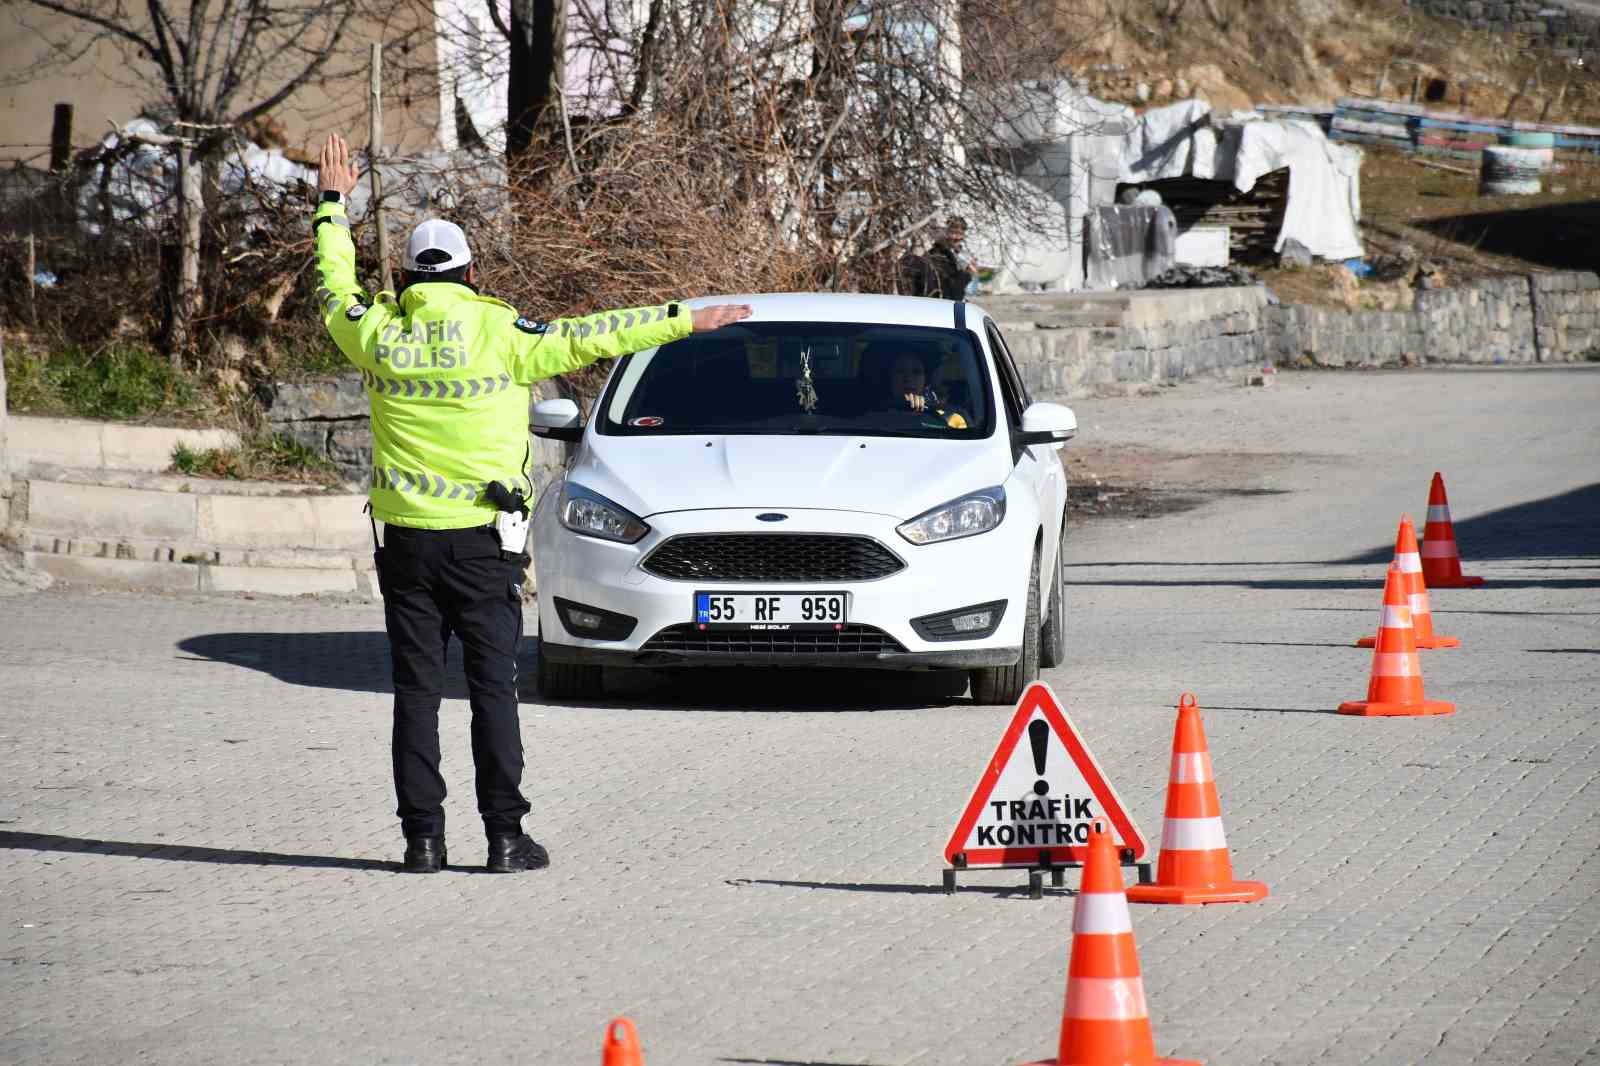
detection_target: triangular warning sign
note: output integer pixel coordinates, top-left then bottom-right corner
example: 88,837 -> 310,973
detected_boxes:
945,681 -> 1145,867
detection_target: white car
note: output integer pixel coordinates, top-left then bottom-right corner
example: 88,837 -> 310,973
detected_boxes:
529,293 -> 1074,705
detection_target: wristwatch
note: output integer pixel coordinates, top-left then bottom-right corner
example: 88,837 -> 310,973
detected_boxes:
320,190 -> 344,205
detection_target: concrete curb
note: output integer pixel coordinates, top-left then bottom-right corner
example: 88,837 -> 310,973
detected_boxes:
10,415 -> 240,473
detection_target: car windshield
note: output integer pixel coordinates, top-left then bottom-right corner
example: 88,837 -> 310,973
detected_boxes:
598,322 -> 994,439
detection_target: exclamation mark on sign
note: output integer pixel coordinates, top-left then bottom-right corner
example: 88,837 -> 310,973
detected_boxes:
1028,718 -> 1050,796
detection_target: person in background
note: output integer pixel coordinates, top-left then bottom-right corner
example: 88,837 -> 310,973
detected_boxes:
924,215 -> 976,300
312,133 -> 751,875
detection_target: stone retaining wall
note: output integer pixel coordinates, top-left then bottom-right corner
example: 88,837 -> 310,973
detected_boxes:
1530,271 -> 1600,360
263,377 -> 569,490
985,288 -> 1269,395
1266,271 -> 1598,368
264,272 -> 1599,473
1406,0 -> 1600,64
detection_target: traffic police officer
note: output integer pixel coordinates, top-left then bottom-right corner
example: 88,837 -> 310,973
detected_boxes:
313,133 -> 751,873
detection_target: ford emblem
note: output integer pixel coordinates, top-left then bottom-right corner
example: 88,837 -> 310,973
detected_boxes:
755,512 -> 788,522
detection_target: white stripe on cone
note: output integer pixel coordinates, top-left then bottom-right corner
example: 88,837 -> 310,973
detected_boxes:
1408,592 -> 1430,616
1073,892 -> 1134,935
1381,605 -> 1413,629
1064,977 -> 1150,1021
1170,751 -> 1213,784
1427,505 -> 1452,522
1396,551 -> 1422,573
1374,652 -> 1419,676
1420,541 -> 1456,558
1161,816 -> 1229,851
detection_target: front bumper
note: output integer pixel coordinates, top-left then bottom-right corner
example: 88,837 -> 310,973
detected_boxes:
531,503 -> 1036,672
537,639 -> 1021,670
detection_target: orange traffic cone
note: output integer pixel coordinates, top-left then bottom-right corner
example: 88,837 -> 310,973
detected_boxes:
602,1017 -> 643,1066
1127,694 -> 1268,906
1420,472 -> 1484,588
1339,565 -> 1455,717
1358,515 -> 1459,650
1020,822 -> 1199,1066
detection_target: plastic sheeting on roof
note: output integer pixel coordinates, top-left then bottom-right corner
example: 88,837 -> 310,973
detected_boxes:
1118,99 -> 1363,262
75,120 -> 506,236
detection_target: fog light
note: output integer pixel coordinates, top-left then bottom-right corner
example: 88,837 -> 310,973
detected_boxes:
553,598 -> 638,641
569,609 -> 605,630
910,600 -> 1007,642
949,610 -> 993,633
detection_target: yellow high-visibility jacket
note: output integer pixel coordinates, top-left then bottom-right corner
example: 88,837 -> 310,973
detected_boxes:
313,199 -> 692,529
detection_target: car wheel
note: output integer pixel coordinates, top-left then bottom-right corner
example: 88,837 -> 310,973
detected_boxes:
970,549 -> 1041,705
534,625 -> 603,702
1039,525 -> 1067,669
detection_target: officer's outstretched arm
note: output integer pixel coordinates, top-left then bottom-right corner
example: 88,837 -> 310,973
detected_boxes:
312,200 -> 395,368
507,303 -> 693,383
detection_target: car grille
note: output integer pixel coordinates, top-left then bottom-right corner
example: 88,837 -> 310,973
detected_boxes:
641,534 -> 904,582
640,624 -> 907,658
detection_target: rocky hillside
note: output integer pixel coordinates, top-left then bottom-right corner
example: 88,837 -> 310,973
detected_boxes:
1061,0 -> 1600,125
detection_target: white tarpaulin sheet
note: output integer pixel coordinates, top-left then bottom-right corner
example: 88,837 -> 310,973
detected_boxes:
1117,100 -> 1363,262
1120,99 -> 1217,182
1225,117 -> 1363,260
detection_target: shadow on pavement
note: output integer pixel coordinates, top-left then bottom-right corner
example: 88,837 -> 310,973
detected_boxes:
730,877 -> 1065,899
0,830 -> 395,872
174,632 -> 978,710
1070,485 -> 1599,588
719,1060 -> 893,1065
1208,640 -> 1357,649
1065,577 -> 1380,590
1340,482 -> 1600,566
1204,705 -> 1345,716
1527,648 -> 1600,654
591,657 -> 975,711
176,631 -> 506,700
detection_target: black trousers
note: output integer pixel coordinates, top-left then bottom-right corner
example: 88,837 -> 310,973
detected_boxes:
377,523 -> 530,839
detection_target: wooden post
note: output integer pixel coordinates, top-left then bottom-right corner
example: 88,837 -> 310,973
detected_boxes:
369,41 -> 394,294
49,104 -> 73,172
1410,74 -> 1422,104
25,235 -> 37,327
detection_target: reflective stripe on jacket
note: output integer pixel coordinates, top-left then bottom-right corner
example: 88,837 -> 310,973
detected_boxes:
313,200 -> 692,529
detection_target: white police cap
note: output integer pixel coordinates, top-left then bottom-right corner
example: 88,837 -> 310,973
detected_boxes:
403,219 -> 473,273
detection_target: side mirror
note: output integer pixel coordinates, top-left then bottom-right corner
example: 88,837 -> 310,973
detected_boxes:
1017,401 -> 1077,448
531,398 -> 584,443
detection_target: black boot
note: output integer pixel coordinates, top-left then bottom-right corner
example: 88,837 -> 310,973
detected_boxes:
486,832 -> 549,873
402,835 -> 447,873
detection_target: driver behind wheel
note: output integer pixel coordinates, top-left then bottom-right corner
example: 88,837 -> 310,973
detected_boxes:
876,349 -> 968,429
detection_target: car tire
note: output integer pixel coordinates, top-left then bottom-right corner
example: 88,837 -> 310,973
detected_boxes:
970,549 -> 1041,705
1039,524 -> 1067,669
535,626 -> 604,701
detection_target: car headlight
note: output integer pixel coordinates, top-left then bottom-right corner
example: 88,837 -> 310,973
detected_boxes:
897,486 -> 1006,545
558,481 -> 650,544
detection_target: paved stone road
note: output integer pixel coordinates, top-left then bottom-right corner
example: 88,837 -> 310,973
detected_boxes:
2,367 -> 1597,1065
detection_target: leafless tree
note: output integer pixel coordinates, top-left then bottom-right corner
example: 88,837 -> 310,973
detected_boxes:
15,0 -> 362,361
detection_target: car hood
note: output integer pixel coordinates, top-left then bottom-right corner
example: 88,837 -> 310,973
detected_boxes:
569,434 -> 1011,520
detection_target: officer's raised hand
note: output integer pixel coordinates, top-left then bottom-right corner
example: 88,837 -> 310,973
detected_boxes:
691,304 -> 754,332
318,133 -> 359,197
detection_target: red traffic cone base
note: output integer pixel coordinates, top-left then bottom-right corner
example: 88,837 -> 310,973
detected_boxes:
1127,694 -> 1267,906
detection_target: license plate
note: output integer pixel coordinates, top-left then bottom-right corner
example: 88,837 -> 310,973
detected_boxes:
694,591 -> 848,629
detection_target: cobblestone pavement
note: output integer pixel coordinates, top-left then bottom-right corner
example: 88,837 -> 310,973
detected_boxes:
2,367 -> 1597,1065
